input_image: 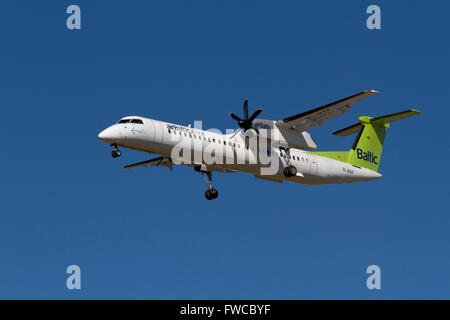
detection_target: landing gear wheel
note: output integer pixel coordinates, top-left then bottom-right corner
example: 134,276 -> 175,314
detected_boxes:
283,165 -> 297,178
205,188 -> 219,200
288,165 -> 297,177
111,144 -> 121,158
111,149 -> 121,158
199,169 -> 219,200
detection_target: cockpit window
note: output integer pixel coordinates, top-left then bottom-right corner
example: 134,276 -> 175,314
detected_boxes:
117,119 -> 131,124
130,119 -> 143,124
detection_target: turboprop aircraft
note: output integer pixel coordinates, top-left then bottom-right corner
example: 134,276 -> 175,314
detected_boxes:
98,90 -> 421,200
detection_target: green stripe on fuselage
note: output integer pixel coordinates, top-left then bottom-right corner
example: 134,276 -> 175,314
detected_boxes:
310,151 -> 349,162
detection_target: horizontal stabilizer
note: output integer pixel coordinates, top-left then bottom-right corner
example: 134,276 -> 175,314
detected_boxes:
333,109 -> 421,136
370,109 -> 422,125
332,123 -> 363,136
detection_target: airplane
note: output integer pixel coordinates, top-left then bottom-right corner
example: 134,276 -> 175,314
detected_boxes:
98,90 -> 421,200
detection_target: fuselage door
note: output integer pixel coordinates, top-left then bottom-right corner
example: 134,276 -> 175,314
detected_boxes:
121,122 -> 128,145
310,154 -> 318,176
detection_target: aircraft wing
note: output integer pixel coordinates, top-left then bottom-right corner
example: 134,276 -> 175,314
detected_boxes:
276,90 -> 378,132
123,156 -> 237,173
123,156 -> 172,170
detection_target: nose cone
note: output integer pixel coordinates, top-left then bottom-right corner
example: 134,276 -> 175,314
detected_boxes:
98,126 -> 119,144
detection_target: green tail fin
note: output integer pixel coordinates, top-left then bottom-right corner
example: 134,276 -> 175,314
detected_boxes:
332,109 -> 421,171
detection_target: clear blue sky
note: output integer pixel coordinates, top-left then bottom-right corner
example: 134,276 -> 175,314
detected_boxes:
1,0 -> 449,299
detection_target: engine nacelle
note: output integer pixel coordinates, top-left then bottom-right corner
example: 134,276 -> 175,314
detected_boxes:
253,119 -> 317,150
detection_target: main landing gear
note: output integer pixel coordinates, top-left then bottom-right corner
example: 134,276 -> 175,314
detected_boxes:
280,146 -> 297,178
200,170 -> 219,200
283,165 -> 297,178
111,144 -> 121,158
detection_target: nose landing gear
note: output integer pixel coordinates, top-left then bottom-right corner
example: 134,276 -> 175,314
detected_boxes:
199,170 -> 219,200
205,188 -> 219,200
111,144 -> 121,158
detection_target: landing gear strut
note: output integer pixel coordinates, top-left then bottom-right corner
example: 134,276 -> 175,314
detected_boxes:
111,144 -> 121,158
200,171 -> 219,200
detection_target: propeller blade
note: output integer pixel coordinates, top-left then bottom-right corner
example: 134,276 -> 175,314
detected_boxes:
230,112 -> 242,121
248,108 -> 263,122
243,98 -> 248,120
231,98 -> 262,132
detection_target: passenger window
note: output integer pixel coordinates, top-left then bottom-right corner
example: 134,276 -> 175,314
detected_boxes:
168,129 -> 171,134
213,138 -> 216,143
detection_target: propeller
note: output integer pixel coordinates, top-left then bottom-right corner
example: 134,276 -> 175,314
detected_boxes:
230,98 -> 263,134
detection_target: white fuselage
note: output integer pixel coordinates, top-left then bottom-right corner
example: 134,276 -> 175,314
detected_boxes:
98,116 -> 382,185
